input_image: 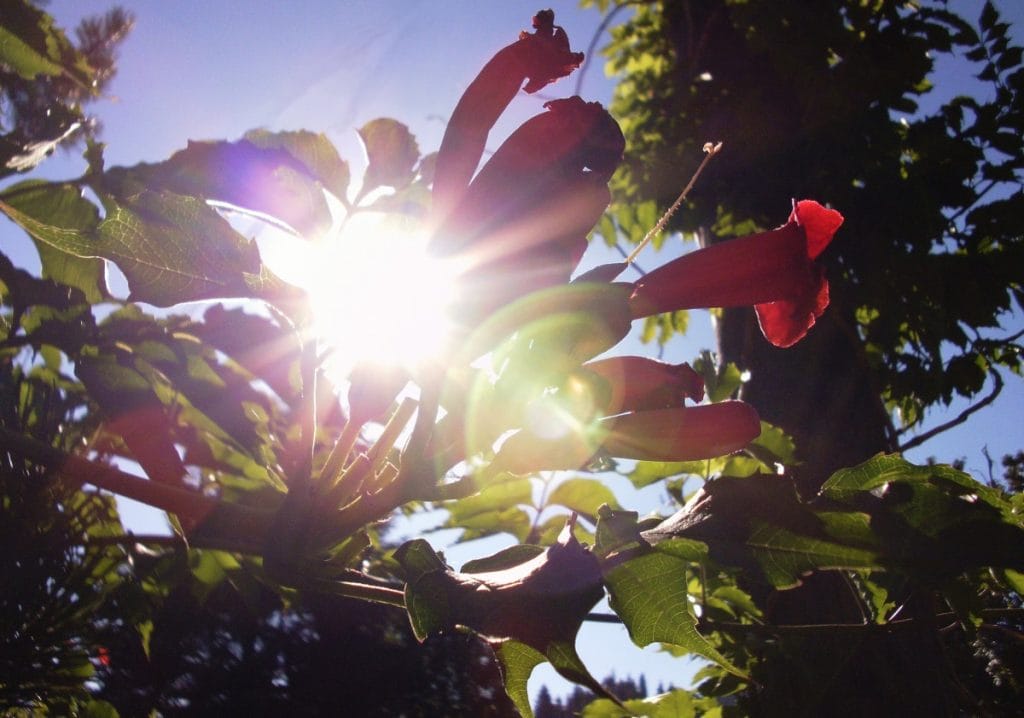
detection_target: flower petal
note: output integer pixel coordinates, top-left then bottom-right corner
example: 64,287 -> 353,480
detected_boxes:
431,11 -> 583,224
491,401 -> 760,473
448,177 -> 612,321
791,199 -> 843,260
434,98 -> 623,257
629,223 -> 811,318
433,98 -> 622,321
629,200 -> 843,348
582,356 -> 704,413
601,402 -> 762,462
754,267 -> 830,348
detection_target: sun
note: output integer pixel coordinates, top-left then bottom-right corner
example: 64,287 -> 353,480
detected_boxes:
259,210 -> 461,380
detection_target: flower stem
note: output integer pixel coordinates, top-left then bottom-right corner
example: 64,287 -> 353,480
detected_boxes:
366,397 -> 418,474
315,578 -> 406,608
321,419 -> 362,490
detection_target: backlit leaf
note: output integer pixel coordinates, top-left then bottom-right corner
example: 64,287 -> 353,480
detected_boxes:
494,640 -> 546,718
244,128 -> 350,201
102,136 -> 340,236
0,181 -> 107,302
642,475 -> 880,588
547,477 -> 620,518
357,118 -> 420,194
603,550 -> 746,678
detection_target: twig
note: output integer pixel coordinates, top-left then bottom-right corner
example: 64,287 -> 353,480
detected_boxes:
574,3 -> 631,96
708,608 -> 1024,636
78,534 -> 185,548
898,370 -> 1003,452
584,608 -> 1024,631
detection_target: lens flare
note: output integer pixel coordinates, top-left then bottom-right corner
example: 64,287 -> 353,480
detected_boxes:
260,210 -> 460,380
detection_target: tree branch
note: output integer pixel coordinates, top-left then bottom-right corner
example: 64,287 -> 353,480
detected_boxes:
898,369 -> 1003,452
0,425 -> 274,544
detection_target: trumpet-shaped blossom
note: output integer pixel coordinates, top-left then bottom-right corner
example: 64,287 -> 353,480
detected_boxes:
431,9 -> 584,224
492,401 -> 761,475
629,200 -> 844,347
427,11 -> 624,324
581,356 -> 704,413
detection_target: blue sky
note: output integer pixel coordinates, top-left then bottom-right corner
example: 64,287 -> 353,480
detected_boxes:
5,0 -> 1024,703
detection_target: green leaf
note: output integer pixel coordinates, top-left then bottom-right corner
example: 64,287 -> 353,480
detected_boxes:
82,700 -> 121,718
749,421 -> 797,465
101,135 -> 341,237
629,460 -> 710,487
394,539 -> 452,641
244,128 -> 350,202
445,477 -> 533,522
136,619 -> 154,660
638,311 -> 689,347
585,690 -> 697,718
603,550 -> 747,679
821,454 -> 1008,510
95,191 -> 264,306
822,455 -> 1024,577
461,544 -> 544,573
651,537 -> 708,562
693,353 -> 745,403
594,506 -> 643,558
394,538 -> 447,581
450,506 -> 533,543
546,639 -> 621,706
742,522 -> 879,588
190,549 -> 240,587
999,568 -> 1024,594
0,24 -> 65,80
0,1 -> 93,85
494,640 -> 546,718
0,181 -> 108,302
2,189 -> 269,306
34,241 -> 108,305
357,118 -> 420,194
711,585 -> 761,620
190,304 -> 301,402
642,475 -> 880,588
980,1 -> 998,32
404,570 -> 453,641
547,477 -> 620,518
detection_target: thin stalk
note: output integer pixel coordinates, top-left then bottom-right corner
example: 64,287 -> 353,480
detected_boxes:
324,453 -> 372,508
366,397 -> 418,474
295,332 -> 320,493
321,419 -> 362,491
626,142 -> 723,264
315,578 -> 406,608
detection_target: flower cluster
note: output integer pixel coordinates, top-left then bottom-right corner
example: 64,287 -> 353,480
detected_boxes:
368,10 -> 844,476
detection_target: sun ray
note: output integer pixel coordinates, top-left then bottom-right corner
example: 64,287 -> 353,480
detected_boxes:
259,209 -> 462,383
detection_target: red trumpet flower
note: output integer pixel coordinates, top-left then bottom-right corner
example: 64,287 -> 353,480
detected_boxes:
431,9 -> 584,224
629,200 -> 844,347
428,11 -> 624,325
492,401 -> 761,475
581,356 -> 704,413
